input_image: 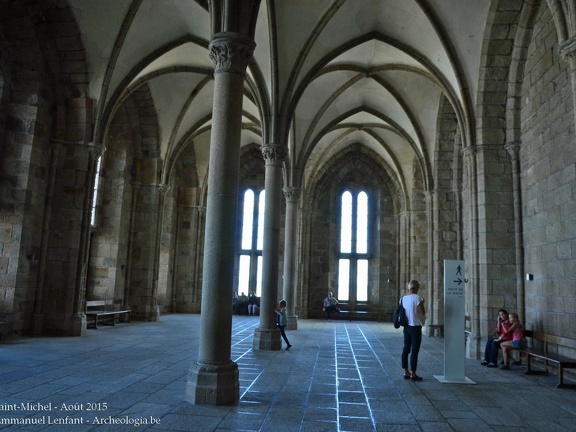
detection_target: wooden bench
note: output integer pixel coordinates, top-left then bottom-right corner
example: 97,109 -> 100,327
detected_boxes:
427,324 -> 444,337
465,315 -> 471,338
85,300 -> 131,329
519,330 -> 576,389
426,315 -> 471,338
332,303 -> 379,321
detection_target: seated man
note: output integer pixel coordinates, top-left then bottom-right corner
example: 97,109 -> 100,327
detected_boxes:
323,291 -> 340,320
247,291 -> 259,315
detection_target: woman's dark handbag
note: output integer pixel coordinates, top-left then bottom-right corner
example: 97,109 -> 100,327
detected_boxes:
393,297 -> 408,328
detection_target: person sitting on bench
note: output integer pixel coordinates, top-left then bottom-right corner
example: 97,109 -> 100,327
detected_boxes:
247,291 -> 259,315
500,313 -> 524,369
323,291 -> 340,320
481,309 -> 513,367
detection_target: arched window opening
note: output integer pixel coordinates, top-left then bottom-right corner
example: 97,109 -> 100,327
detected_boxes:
237,189 -> 265,297
90,155 -> 102,227
338,190 -> 369,304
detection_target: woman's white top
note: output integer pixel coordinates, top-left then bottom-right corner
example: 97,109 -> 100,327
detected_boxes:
401,294 -> 425,326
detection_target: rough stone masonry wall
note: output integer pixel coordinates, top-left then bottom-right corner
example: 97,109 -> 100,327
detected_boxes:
0,95 -> 51,335
472,0 -> 522,345
520,3 -> 576,339
306,147 -> 401,319
431,95 -> 460,325
87,115 -> 132,302
409,159 -> 428,291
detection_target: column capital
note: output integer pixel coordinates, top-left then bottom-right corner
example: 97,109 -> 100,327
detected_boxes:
462,145 -> 476,164
88,142 -> 106,158
282,187 -> 301,202
505,141 -> 520,158
209,32 -> 255,76
560,34 -> 576,63
158,184 -> 170,196
261,143 -> 288,164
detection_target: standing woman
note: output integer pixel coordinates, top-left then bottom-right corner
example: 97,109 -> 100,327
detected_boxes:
401,280 -> 426,381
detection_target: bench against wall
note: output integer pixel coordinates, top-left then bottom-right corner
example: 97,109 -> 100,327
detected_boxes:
321,302 -> 379,321
85,300 -> 131,329
519,330 -> 576,389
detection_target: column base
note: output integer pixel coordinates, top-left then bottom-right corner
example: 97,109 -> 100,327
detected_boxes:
71,313 -> 87,336
466,332 -> 482,359
285,315 -> 298,330
149,305 -> 161,322
186,361 -> 239,405
252,327 -> 282,351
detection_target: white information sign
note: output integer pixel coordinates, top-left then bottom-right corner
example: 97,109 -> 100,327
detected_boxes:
434,260 -> 475,384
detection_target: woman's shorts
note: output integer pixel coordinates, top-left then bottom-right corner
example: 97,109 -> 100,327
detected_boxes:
512,340 -> 522,349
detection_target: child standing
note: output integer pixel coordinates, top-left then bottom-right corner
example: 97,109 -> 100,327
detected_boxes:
500,313 -> 524,369
275,300 -> 292,351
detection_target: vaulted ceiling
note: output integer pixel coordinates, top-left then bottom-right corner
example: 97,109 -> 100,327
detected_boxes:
69,0 -> 490,197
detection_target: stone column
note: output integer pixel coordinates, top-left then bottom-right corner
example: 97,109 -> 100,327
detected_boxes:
123,183 -> 140,311
298,207 -> 311,317
253,143 -> 287,350
186,32 -> 255,406
192,205 -> 206,308
426,190 -> 441,336
282,187 -> 300,330
560,35 -> 576,127
151,183 -> 169,321
462,146 -> 481,359
505,142 -> 525,324
31,139 -> 61,335
129,182 -> 166,321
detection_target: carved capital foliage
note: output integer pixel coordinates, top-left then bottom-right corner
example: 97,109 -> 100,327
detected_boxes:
209,32 -> 255,75
461,145 -> 475,159
505,141 -> 520,159
261,143 -> 287,163
158,184 -> 170,196
560,34 -> 576,63
283,187 -> 301,202
88,142 -> 106,158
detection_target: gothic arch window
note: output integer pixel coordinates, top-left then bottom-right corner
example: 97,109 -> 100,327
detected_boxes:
237,188 -> 265,296
338,190 -> 369,304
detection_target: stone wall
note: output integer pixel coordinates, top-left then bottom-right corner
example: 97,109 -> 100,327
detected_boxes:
305,145 -> 402,320
520,3 -> 576,339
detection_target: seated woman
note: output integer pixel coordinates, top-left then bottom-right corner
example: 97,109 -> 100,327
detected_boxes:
500,313 -> 524,369
481,309 -> 513,367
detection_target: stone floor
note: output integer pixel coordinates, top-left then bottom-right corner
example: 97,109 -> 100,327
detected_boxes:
1,315 -> 576,431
